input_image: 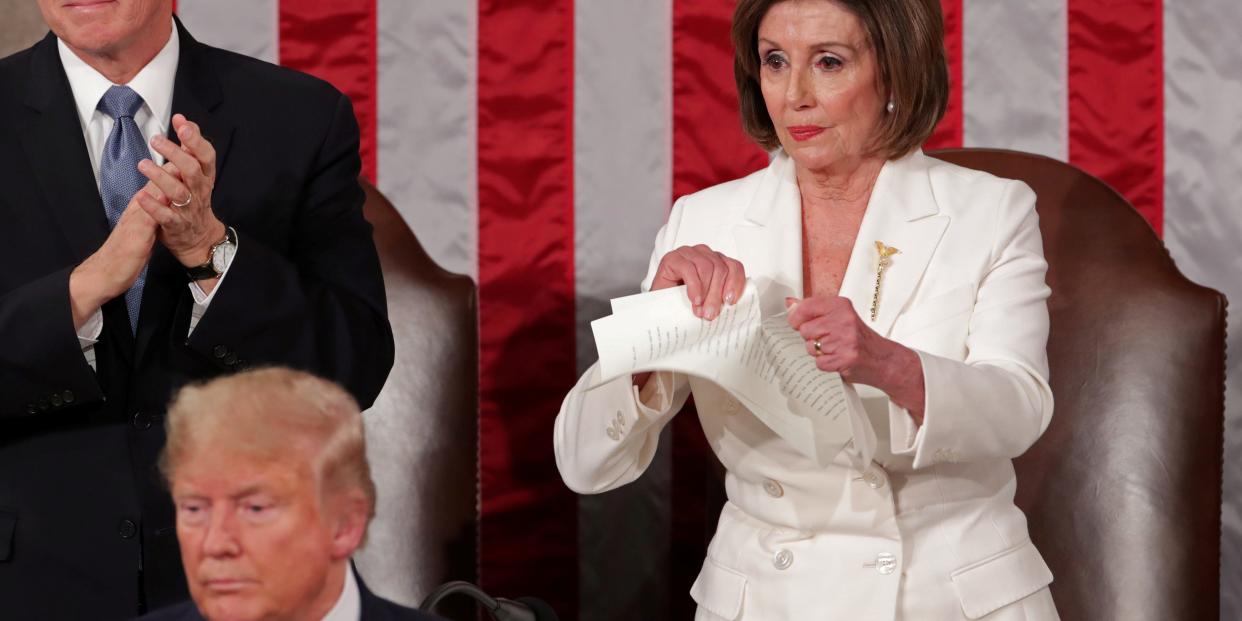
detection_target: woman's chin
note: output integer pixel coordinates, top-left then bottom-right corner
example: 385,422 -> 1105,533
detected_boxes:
783,143 -> 839,170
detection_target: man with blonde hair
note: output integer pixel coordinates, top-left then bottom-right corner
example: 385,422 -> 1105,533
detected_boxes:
139,368 -> 438,621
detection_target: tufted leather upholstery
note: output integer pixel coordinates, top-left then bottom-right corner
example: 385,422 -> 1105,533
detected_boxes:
352,180 -> 478,620
927,148 -> 1227,621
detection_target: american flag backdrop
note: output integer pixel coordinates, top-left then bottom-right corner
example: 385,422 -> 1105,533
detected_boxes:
170,1 -> 1240,619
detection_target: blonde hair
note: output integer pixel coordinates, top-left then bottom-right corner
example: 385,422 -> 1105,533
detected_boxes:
161,368 -> 377,526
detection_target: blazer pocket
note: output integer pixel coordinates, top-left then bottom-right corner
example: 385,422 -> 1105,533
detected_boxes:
895,283 -> 977,336
690,557 -> 748,620
0,507 -> 15,562
950,539 -> 1053,619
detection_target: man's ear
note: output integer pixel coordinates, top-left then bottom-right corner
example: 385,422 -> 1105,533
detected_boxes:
327,490 -> 369,560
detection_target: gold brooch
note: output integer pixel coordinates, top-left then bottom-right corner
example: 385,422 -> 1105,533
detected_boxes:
870,241 -> 899,321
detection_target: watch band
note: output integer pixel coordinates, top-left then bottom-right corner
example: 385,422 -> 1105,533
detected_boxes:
186,226 -> 237,281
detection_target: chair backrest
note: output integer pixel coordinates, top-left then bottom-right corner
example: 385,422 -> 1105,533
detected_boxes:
352,180 -> 478,615
930,148 -> 1226,621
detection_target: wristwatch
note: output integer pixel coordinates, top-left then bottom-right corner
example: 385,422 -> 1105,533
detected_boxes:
185,226 -> 238,281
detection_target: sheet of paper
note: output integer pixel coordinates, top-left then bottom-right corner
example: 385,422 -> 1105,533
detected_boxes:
590,283 -> 855,464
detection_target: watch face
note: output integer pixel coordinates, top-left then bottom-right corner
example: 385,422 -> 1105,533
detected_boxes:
212,241 -> 237,273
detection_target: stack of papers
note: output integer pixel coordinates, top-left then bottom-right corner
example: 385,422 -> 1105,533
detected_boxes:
589,283 -> 862,465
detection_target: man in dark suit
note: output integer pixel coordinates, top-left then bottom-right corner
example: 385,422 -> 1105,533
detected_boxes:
136,369 -> 437,621
0,1 -> 394,618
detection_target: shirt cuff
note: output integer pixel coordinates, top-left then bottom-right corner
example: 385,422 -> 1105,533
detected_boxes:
76,309 -> 103,349
888,402 -> 924,455
187,240 -> 238,334
634,371 -> 679,417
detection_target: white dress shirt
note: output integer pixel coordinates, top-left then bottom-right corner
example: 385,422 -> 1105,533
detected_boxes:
322,566 -> 362,621
58,24 -> 235,369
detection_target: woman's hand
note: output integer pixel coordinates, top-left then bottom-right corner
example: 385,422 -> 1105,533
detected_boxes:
634,245 -> 747,390
651,245 -> 746,320
787,296 -> 927,424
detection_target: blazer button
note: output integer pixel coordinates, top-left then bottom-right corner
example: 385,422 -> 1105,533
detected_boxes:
62,390 -> 75,404
763,479 -> 784,498
223,352 -> 238,366
118,519 -> 138,539
50,394 -> 63,407
37,399 -> 49,412
874,552 -> 897,575
26,404 -> 37,415
213,345 -> 229,359
131,411 -> 152,430
863,470 -> 886,489
606,426 -> 620,442
773,549 -> 794,570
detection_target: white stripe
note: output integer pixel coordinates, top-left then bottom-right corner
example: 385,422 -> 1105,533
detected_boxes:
374,0 -> 478,279
574,0 -> 672,369
961,0 -> 1067,160
175,0 -> 277,64
1162,3 -> 1242,618
574,1 -> 674,620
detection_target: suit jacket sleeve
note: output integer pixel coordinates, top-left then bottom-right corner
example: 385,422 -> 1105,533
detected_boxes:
0,267 -> 107,418
889,180 -> 1055,469
553,197 -> 692,494
183,93 -> 394,408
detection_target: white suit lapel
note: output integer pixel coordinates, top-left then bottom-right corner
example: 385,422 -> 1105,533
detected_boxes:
728,151 -> 947,468
838,150 -> 950,337
732,152 -> 804,316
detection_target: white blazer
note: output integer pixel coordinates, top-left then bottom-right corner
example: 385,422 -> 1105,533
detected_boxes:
554,150 -> 1059,620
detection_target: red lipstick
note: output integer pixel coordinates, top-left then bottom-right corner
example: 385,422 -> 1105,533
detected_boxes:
787,126 -> 825,141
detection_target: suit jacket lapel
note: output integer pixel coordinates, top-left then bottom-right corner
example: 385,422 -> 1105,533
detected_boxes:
17,33 -> 111,266
732,152 -> 804,317
135,20 -> 235,362
838,150 -> 949,337
168,18 -> 233,190
18,33 -> 139,363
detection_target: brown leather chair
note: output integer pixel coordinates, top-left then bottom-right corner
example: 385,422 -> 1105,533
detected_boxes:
351,180 -> 478,618
928,149 -> 1227,620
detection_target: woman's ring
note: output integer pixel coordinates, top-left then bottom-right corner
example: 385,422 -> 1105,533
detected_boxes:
813,339 -> 822,355
172,192 -> 192,208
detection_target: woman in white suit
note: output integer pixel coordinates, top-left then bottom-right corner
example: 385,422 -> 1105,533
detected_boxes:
554,0 -> 1058,619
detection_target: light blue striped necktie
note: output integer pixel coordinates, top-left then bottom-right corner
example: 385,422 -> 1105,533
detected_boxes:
96,85 -> 150,334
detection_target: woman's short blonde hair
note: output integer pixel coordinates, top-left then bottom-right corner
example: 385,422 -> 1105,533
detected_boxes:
731,0 -> 950,159
160,368 -> 376,523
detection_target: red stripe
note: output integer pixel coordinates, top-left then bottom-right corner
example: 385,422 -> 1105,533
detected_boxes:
277,0 -> 378,183
669,1 -> 766,617
1068,0 -> 1164,234
925,0 -> 963,150
672,0 -> 769,201
477,0 -> 578,615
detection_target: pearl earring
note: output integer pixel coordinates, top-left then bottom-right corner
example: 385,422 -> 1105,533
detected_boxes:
886,100 -> 895,114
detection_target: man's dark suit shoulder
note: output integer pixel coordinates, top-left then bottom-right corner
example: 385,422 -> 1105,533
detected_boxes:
135,593 -> 442,621
0,41 -> 42,124
190,42 -> 345,111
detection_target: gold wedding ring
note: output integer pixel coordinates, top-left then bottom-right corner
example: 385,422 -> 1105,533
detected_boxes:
172,192 -> 193,208
813,339 -> 823,355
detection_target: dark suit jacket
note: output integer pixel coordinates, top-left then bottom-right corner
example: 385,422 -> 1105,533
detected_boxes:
0,21 -> 394,620
135,570 -> 443,621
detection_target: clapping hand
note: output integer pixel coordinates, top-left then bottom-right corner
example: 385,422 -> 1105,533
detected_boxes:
134,114 -> 225,269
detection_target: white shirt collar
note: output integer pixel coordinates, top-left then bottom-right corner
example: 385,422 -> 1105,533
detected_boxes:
322,565 -> 362,621
57,19 -> 180,131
